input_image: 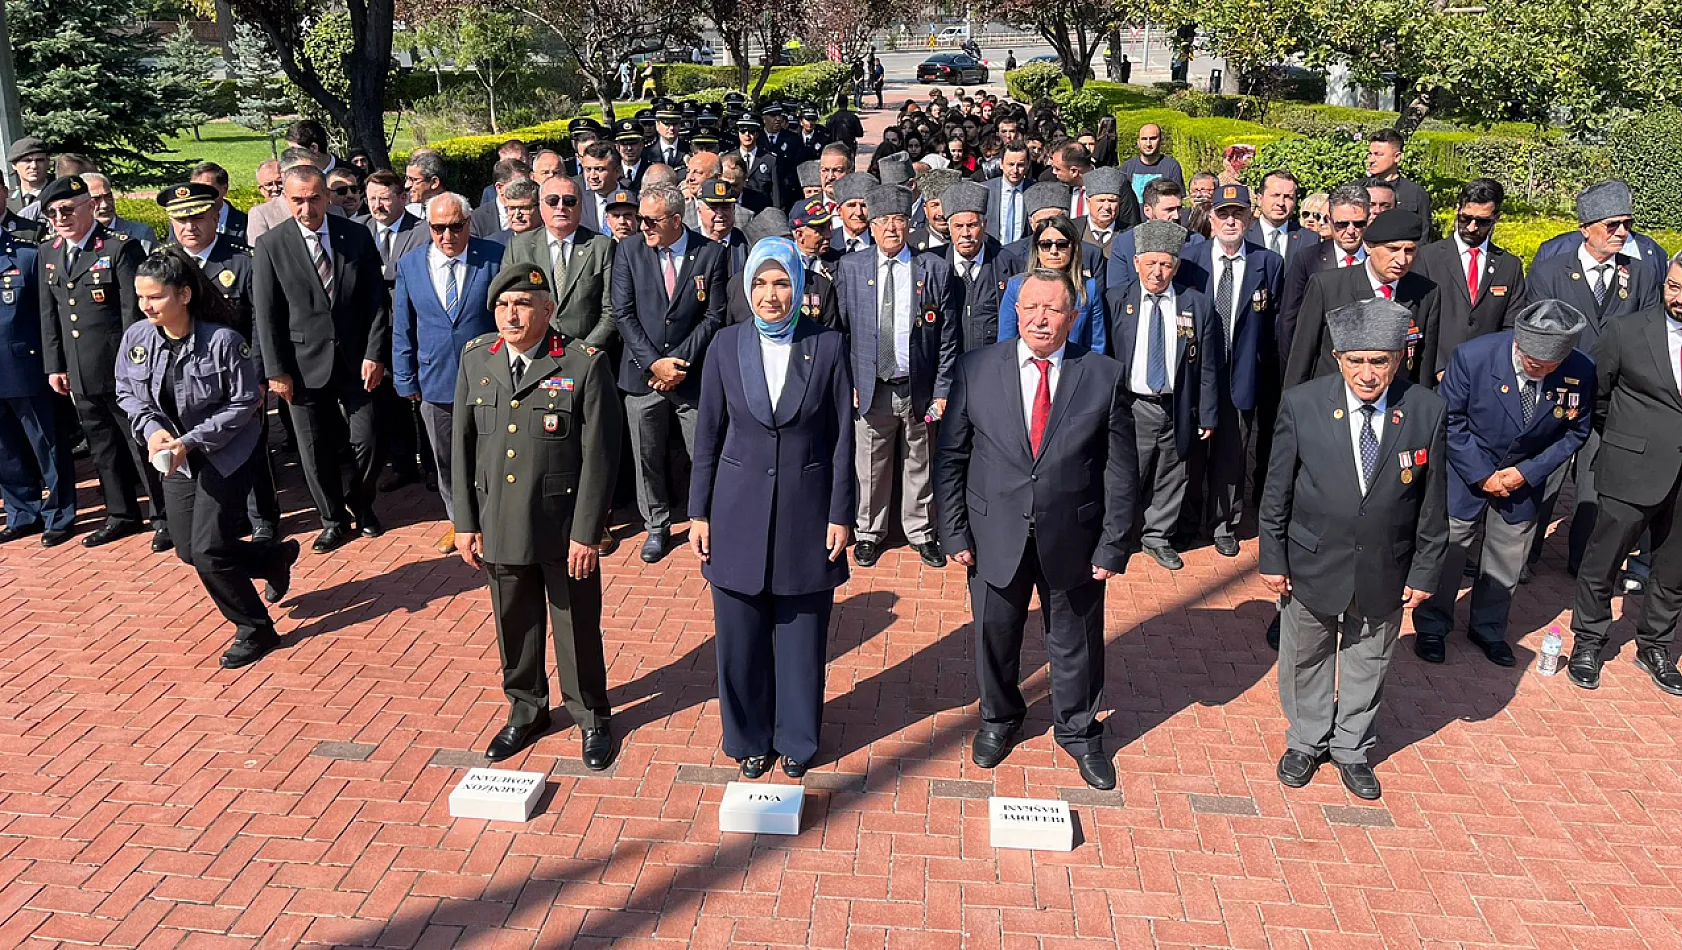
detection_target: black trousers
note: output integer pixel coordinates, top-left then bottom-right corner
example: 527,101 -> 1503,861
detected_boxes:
971,536 -> 1106,756
1571,479 -> 1682,653
375,381 -> 431,477
245,400 -> 281,535
486,559 -> 611,730
289,382 -> 381,530
163,451 -> 287,641
74,391 -> 162,526
712,586 -> 833,764
1204,403 -> 1255,542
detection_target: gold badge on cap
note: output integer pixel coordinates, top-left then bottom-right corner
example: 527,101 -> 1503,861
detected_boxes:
175,186 -> 189,199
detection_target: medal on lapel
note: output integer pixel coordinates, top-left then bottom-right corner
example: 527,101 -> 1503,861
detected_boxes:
695,275 -> 706,302
922,307 -> 937,325
1401,468 -> 1413,484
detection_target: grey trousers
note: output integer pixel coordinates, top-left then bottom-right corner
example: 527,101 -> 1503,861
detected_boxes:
1132,395 -> 1187,549
420,401 -> 455,522
1279,597 -> 1401,765
1208,405 -> 1255,543
625,390 -> 697,533
1415,509 -> 1537,646
854,380 -> 935,545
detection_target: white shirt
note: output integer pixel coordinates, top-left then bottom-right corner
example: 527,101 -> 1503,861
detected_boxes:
427,244 -> 468,308
373,219 -> 403,258
998,180 -> 1027,242
1668,316 -> 1682,395
954,246 -> 986,280
877,246 -> 914,377
296,217 -> 331,259
1455,233 -> 1490,290
1257,221 -> 1291,257
1129,286 -> 1180,395
508,339 -> 546,378
1335,246 -> 1366,268
656,230 -> 690,293
1016,339 -> 1064,433
496,199 -> 510,230
1365,260 -> 1396,299
216,202 -> 230,233
1577,243 -> 1615,293
1211,241 -> 1248,343
547,230 -> 577,277
836,225 -> 871,253
760,333 -> 794,408
1345,385 -> 1388,494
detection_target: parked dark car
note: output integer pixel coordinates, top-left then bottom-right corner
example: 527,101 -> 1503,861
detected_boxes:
918,52 -> 989,85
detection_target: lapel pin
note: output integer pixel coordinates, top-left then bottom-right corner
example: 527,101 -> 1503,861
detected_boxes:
1333,408 -> 1344,419
1501,384 -> 1509,393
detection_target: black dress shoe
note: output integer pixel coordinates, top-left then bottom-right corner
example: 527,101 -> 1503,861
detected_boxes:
357,514 -> 384,538
1470,637 -> 1516,667
1518,563 -> 1534,584
312,525 -> 351,553
1413,636 -> 1446,664
1337,762 -> 1382,800
852,540 -> 880,567
739,754 -> 773,779
41,529 -> 73,548
1634,647 -> 1682,696
423,470 -> 438,493
781,756 -> 808,778
1276,749 -> 1320,788
1143,544 -> 1183,571
1075,751 -> 1116,790
264,540 -> 301,605
220,630 -> 280,669
486,713 -> 551,762
151,525 -> 174,553
1214,536 -> 1240,558
971,723 -> 1019,769
0,523 -> 42,544
251,525 -> 277,545
1266,615 -> 1281,651
81,520 -> 143,547
913,540 -> 946,568
1567,642 -> 1603,689
640,530 -> 670,563
379,471 -> 420,492
581,727 -> 615,770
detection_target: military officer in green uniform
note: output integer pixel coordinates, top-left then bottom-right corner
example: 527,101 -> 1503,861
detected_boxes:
159,182 -> 282,543
37,174 -> 172,551
453,265 -> 623,769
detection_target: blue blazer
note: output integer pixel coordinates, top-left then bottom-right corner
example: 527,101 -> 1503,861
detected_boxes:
0,238 -> 44,399
610,228 -> 731,404
997,273 -> 1108,355
1175,240 -> 1284,412
391,239 -> 504,403
1105,281 -> 1222,460
691,321 -> 857,596
1439,330 -> 1594,525
833,247 -> 961,417
1105,224 -> 1206,293
1533,229 -> 1667,287
1526,249 -> 1660,353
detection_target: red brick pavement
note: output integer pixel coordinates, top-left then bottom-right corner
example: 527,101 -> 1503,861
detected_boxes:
6,96 -> 1682,950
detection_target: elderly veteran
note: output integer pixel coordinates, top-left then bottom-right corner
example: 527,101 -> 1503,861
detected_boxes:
1259,298 -> 1448,800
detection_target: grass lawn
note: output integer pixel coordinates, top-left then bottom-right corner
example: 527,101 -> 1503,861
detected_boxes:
153,118 -> 434,191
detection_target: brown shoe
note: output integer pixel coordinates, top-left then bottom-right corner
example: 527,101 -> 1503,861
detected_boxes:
435,526 -> 457,554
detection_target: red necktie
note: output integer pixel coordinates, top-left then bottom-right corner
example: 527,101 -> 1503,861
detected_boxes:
1467,246 -> 1480,300
1029,358 -> 1051,456
1073,189 -> 1086,219
1379,284 -> 1394,300
1344,255 -> 1357,267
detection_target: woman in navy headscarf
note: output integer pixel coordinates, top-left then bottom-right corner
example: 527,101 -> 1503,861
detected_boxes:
691,237 -> 857,779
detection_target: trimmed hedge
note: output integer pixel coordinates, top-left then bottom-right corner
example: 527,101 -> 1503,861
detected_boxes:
1112,108 -> 1292,176
1005,62 -> 1064,104
1609,107 -> 1682,231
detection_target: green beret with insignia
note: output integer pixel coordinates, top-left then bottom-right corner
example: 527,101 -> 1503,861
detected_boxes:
487,265 -> 551,305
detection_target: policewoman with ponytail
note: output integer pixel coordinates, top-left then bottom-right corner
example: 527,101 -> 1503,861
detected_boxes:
690,236 -> 857,779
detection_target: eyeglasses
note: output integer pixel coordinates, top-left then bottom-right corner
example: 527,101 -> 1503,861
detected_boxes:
1601,218 -> 1635,232
543,194 -> 580,208
637,212 -> 677,228
1456,212 -> 1496,226
330,185 -> 362,197
1330,219 -> 1368,231
505,204 -> 537,215
429,221 -> 467,234
1035,238 -> 1072,251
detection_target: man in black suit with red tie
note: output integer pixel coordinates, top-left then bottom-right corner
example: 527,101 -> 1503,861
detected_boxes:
937,268 -> 1138,790
1277,183 -> 1371,367
1415,178 -> 1528,378
253,165 -> 391,552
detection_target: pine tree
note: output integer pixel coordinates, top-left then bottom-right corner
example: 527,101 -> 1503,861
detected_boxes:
156,21 -> 216,141
228,23 -> 291,158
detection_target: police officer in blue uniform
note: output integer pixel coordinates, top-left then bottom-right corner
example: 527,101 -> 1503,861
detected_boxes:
114,248 -> 300,669
158,182 -> 282,543
0,230 -> 75,545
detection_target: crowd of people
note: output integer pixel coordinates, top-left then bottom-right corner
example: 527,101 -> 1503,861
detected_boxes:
2,84 -> 1679,802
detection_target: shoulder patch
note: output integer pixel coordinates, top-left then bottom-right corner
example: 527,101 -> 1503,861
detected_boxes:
464,332 -> 496,352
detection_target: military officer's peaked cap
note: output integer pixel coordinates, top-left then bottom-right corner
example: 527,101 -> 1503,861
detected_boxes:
156,182 -> 219,218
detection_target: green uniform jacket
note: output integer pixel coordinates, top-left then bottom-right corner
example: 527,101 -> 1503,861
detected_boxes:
499,226 -> 618,350
452,329 -> 622,564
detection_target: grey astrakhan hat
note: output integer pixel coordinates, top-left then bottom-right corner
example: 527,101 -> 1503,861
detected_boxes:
917,167 -> 964,202
941,181 -> 988,219
1576,180 -> 1634,225
1133,220 -> 1187,257
832,172 -> 877,205
877,154 -> 914,186
796,160 -> 821,189
866,184 -> 914,219
1513,299 -> 1588,362
1024,182 -> 1070,218
1328,298 -> 1412,353
1083,166 -> 1126,199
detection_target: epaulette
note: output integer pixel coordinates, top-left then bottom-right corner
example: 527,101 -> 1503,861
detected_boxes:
464,332 -> 497,352
571,339 -> 603,357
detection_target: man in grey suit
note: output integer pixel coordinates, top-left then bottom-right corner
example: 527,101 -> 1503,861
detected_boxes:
834,183 -> 962,568
85,174 -> 158,250
362,170 -> 427,285
1260,298 -> 1448,800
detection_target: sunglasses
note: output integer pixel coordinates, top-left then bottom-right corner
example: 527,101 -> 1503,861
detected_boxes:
1300,211 -> 1325,221
42,205 -> 81,219
330,185 -> 362,196
637,212 -> 677,228
1330,219 -> 1368,231
543,194 -> 580,208
1035,238 -> 1072,251
1601,218 -> 1635,232
1456,212 -> 1496,226
429,221 -> 467,234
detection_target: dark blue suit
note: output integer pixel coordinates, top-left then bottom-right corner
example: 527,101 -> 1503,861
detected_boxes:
691,320 -> 856,765
1533,230 -> 1667,287
391,240 -> 504,404
0,239 -> 74,533
1105,224 -> 1206,294
1418,330 -> 1594,647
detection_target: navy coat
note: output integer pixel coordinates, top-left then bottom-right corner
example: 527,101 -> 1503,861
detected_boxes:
946,238 -> 1021,353
391,238 -> 504,403
833,246 -> 961,417
1439,331 -> 1593,525
609,229 -> 730,404
1533,229 -> 1667,287
1526,249 -> 1659,353
0,238 -> 44,399
691,320 -> 856,596
1175,240 -> 1283,412
1104,281 -> 1222,459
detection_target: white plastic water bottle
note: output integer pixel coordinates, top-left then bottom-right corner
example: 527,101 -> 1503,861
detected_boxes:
1539,628 -> 1564,676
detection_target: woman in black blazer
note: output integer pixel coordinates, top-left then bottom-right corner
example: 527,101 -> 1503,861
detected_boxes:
691,237 -> 857,779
